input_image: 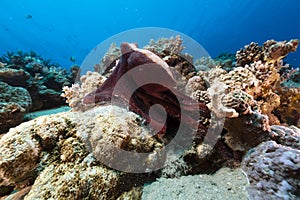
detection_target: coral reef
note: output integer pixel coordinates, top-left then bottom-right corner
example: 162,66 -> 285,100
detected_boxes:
144,36 -> 196,80
224,111 -> 270,152
0,68 -> 31,87
269,125 -> 300,149
263,39 -> 299,63
0,105 -> 159,199
181,38 -> 299,172
62,71 -> 106,110
221,90 -> 257,117
242,140 -> 300,199
236,39 -> 299,67
0,81 -> 32,133
236,42 -> 264,67
194,56 -> 217,71
213,52 -> 236,71
144,35 -> 185,56
1,37 -> 300,199
275,87 -> 300,127
0,51 -> 78,112
241,125 -> 300,199
192,39 -> 299,126
194,53 -> 236,72
94,43 -> 121,76
0,51 -> 79,132
80,106 -> 164,172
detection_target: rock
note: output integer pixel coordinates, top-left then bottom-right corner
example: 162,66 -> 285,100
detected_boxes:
0,105 -> 160,199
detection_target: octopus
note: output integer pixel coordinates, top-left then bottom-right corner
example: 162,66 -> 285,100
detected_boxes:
83,43 -> 210,139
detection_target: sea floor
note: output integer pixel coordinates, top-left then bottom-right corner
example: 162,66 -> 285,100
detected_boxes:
142,167 -> 249,200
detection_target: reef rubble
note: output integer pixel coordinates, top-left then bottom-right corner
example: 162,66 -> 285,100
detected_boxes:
0,37 -> 299,199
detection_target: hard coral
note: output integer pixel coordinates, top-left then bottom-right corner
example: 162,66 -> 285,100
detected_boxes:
144,36 -> 196,80
269,125 -> 300,149
0,50 -> 78,112
236,39 -> 299,67
275,87 -> 300,127
221,89 -> 257,116
236,42 -> 264,67
84,105 -> 164,172
61,71 -> 106,110
194,56 -> 217,71
224,111 -> 270,152
0,81 -> 32,133
144,35 -> 185,56
220,67 -> 259,96
263,39 -> 299,63
0,68 -> 30,87
94,43 -> 121,76
242,141 -> 300,199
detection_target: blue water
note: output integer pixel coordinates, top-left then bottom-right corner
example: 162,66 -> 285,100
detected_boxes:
1,0 -> 299,68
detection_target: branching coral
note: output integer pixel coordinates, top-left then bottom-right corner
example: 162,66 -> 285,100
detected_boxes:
263,39 -> 299,63
61,71 -> 106,110
94,43 -> 121,76
236,39 -> 299,67
144,35 -> 185,56
236,42 -> 264,67
0,50 -> 77,112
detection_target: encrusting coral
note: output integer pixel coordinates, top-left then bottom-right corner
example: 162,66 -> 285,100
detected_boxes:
242,139 -> 300,199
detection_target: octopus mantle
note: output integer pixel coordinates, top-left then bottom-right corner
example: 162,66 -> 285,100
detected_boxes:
84,43 -> 210,136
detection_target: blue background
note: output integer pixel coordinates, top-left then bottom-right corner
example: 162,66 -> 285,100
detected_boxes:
1,0 -> 299,68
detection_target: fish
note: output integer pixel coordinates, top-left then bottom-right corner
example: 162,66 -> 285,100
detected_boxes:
25,14 -> 32,19
69,56 -> 76,62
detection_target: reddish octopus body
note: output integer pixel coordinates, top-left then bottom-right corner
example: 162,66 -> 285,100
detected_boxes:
84,43 -> 210,137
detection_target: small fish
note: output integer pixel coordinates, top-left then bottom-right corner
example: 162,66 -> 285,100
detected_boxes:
70,56 -> 76,62
25,14 -> 32,19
